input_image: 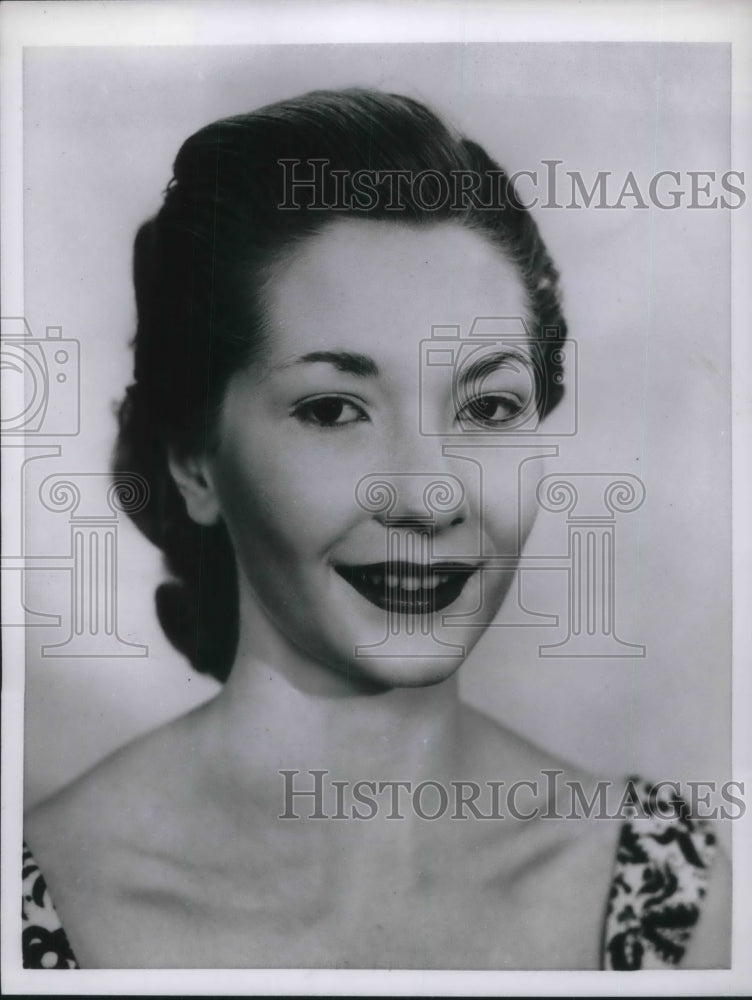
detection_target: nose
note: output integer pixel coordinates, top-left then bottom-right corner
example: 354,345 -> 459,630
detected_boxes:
355,471 -> 469,532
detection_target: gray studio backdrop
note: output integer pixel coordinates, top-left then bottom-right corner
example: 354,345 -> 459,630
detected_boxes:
20,43 -> 730,806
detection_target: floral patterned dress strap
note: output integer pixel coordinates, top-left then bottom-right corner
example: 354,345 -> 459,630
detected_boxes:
22,841 -> 79,969
602,776 -> 718,970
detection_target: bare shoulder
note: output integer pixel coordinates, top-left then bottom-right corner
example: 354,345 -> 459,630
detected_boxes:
457,705 -> 623,901
458,700 -> 624,814
455,705 -> 732,969
24,704 -> 208,897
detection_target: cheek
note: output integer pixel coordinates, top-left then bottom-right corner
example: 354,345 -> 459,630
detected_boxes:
517,455 -> 545,543
478,453 -> 545,550
210,433 -> 366,561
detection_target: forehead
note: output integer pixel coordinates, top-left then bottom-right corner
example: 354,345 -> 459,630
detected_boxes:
262,219 -> 529,361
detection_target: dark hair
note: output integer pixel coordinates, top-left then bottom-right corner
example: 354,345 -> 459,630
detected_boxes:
114,87 -> 567,683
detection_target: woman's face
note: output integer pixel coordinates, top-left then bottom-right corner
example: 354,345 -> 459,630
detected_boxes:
203,218 -> 543,689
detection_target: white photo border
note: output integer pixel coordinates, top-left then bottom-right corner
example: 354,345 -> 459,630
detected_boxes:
1,0 -> 750,995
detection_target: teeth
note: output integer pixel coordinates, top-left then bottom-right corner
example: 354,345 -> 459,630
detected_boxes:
353,567 -> 471,592
364,572 -> 452,590
338,563 -> 476,614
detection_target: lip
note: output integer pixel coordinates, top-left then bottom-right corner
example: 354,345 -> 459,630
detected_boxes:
334,560 -> 479,615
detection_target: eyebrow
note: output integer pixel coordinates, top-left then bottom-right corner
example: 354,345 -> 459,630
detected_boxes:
457,349 -> 533,389
293,351 -> 380,378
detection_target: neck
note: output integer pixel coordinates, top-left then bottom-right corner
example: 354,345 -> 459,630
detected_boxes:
198,607 -> 465,799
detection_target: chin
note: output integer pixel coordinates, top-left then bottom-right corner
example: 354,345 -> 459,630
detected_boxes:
317,615 -> 483,691
302,563 -> 501,691
339,649 -> 467,691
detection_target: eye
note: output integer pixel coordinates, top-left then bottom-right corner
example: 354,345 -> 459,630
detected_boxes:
457,393 -> 525,429
293,395 -> 368,429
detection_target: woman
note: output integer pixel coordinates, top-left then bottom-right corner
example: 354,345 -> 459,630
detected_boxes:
22,88 -> 729,970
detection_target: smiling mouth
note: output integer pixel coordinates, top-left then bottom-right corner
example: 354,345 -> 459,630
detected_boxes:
334,561 -> 478,615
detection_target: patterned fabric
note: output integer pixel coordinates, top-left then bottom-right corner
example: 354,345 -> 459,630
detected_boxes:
22,842 -> 79,969
603,777 -> 717,970
21,776 -> 717,970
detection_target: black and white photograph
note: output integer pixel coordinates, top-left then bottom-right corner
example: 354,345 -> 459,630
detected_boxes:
1,1 -> 750,994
